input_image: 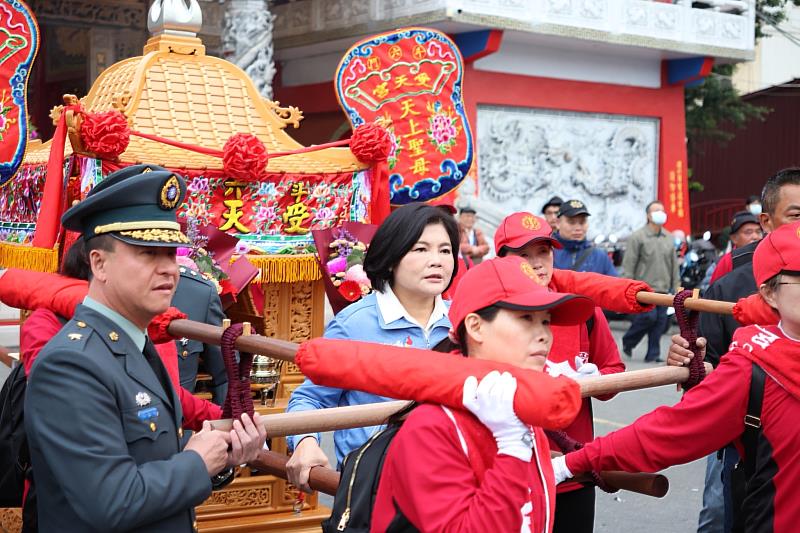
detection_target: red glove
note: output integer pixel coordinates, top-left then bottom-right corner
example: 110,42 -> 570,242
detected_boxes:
551,270 -> 654,313
147,307 -> 188,343
733,293 -> 779,326
296,338 -> 581,430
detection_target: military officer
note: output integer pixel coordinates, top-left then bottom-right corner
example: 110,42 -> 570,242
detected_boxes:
173,269 -> 228,405
25,168 -> 266,532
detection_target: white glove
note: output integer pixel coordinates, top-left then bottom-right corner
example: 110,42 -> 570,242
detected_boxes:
574,356 -> 600,378
545,360 -> 579,379
462,371 -> 533,462
551,455 -> 573,484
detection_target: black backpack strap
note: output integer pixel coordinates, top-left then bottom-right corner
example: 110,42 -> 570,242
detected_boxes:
742,363 -> 766,480
571,247 -> 594,271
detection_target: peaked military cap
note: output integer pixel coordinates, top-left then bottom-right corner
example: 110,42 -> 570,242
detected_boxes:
61,165 -> 189,247
558,199 -> 591,218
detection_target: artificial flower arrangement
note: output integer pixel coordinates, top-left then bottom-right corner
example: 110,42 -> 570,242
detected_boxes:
178,218 -> 259,308
313,222 -> 378,314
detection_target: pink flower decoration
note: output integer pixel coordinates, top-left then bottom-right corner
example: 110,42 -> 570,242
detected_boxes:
326,256 -> 347,275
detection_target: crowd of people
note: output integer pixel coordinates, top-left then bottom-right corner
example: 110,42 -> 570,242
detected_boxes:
2,164 -> 799,532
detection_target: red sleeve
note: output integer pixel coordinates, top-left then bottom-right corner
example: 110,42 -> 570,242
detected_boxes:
154,341 -> 222,430
566,354 -> 750,475
380,405 -> 530,533
0,269 -> 87,317
551,269 -> 654,314
177,387 -> 222,431
588,308 -> 626,401
20,309 -> 64,376
709,253 -> 732,285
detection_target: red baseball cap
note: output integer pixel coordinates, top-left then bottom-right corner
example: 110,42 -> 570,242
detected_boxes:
494,212 -> 562,255
753,221 -> 800,285
449,256 -> 594,342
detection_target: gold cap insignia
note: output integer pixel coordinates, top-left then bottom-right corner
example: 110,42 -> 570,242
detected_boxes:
521,215 -> 541,231
520,262 -> 537,281
76,321 -> 87,328
68,333 -> 83,341
159,175 -> 181,210
569,200 -> 583,208
109,331 -> 120,342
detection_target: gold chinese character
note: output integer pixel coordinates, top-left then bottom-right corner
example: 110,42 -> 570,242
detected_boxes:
367,57 -> 381,71
394,75 -> 410,89
414,72 -> 432,88
219,199 -> 251,233
283,203 -> 310,234
388,45 -> 403,61
223,180 -> 247,199
373,82 -> 389,99
412,45 -> 426,60
411,157 -> 429,176
399,100 -> 420,119
404,119 -> 424,138
408,138 -> 425,157
289,182 -> 308,202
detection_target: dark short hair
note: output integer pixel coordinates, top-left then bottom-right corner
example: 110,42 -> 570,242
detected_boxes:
60,236 -> 91,281
459,207 -> 476,215
745,195 -> 760,206
364,204 -> 460,293
455,304 -> 501,356
761,168 -> 800,216
645,200 -> 664,213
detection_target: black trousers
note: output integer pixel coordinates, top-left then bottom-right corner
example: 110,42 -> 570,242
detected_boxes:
553,485 -> 596,533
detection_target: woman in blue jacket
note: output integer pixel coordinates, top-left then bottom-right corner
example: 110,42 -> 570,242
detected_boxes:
286,203 -> 460,492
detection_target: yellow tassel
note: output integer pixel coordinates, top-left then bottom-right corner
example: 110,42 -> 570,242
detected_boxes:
246,254 -> 321,284
0,243 -> 60,273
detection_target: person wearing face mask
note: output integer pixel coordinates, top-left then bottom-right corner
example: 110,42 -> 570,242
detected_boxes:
746,194 -> 762,216
620,201 -> 679,363
285,204 -> 459,493
553,199 -> 617,276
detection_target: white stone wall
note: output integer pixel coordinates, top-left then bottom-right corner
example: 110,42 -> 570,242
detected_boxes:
469,105 -> 658,242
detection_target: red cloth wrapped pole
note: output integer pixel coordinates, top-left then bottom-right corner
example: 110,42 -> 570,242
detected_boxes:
295,338 -> 581,430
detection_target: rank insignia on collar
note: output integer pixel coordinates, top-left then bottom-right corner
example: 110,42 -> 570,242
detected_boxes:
68,333 -> 83,341
135,392 -> 152,407
109,331 -> 120,342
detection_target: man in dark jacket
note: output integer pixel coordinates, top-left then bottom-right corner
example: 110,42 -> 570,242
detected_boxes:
553,199 -> 616,276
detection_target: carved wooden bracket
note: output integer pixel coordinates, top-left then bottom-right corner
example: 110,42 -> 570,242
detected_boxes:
263,99 -> 303,129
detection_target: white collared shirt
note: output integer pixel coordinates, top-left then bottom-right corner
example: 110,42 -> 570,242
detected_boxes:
375,285 -> 448,333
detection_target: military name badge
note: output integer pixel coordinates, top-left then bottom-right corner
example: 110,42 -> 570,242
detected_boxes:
137,406 -> 159,421
135,391 -> 151,407
159,175 -> 181,210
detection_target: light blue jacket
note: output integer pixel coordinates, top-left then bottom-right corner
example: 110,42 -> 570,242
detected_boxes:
286,290 -> 451,466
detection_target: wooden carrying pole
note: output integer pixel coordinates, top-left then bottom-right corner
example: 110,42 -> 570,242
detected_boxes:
208,364 -> 712,435
636,291 -> 734,315
249,449 -> 669,498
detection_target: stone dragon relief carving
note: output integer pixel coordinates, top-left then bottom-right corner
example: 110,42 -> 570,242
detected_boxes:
223,0 -> 276,99
473,106 -> 657,239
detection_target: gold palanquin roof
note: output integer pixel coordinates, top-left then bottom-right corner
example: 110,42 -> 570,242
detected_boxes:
25,35 -> 365,175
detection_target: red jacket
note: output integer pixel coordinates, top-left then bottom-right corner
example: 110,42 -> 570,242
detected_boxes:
566,325 -> 800,532
548,305 -> 625,492
372,404 -> 555,533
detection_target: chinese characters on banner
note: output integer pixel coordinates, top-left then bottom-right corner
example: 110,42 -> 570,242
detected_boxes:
178,170 -> 371,253
335,27 -> 473,205
0,0 -> 39,185
668,160 -> 685,219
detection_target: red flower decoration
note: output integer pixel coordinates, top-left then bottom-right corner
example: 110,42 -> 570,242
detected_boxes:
223,133 -> 269,181
80,110 -> 130,159
219,278 -> 238,302
349,122 -> 392,163
338,280 -> 363,302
